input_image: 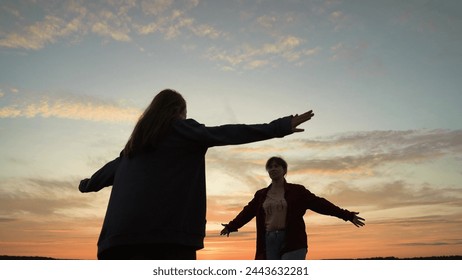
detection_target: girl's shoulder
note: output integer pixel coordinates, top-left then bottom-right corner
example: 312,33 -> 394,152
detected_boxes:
286,182 -> 306,189
285,182 -> 312,194
173,118 -> 202,127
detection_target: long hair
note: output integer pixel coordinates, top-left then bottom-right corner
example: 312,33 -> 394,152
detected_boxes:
123,89 -> 186,158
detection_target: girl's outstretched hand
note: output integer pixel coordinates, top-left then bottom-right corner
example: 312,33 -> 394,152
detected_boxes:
291,110 -> 315,133
351,212 -> 366,227
220,223 -> 231,237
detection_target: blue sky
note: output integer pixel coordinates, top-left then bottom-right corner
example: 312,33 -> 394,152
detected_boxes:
0,0 -> 461,259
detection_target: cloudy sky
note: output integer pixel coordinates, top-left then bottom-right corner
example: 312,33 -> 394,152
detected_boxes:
0,0 -> 461,260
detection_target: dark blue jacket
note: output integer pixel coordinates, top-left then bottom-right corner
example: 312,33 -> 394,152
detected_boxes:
79,117 -> 294,258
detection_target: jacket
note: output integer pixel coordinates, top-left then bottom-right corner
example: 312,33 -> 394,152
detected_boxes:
226,181 -> 355,259
79,116 -> 294,258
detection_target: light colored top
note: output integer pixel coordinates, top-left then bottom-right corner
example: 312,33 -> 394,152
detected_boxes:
263,192 -> 287,231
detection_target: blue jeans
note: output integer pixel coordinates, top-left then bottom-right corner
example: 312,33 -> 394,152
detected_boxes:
265,230 -> 307,260
281,248 -> 307,260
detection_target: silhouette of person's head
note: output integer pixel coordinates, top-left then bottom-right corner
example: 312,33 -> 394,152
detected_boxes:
265,156 -> 288,178
145,89 -> 187,120
123,89 -> 187,157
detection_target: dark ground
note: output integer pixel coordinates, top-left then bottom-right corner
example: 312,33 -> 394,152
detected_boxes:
1,255 -> 462,260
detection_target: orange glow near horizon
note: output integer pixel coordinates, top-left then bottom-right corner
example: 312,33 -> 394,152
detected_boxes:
2,165 -> 461,260
2,191 -> 462,260
2,219 -> 461,260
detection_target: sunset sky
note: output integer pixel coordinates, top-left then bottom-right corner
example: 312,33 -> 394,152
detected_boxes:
1,0 -> 461,260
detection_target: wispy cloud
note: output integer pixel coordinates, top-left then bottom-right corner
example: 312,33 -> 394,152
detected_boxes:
206,130 -> 462,181
141,0 -> 174,16
0,176 -> 105,259
205,35 -> 321,70
89,9 -> 132,42
329,10 -> 351,31
319,180 -> 462,210
0,1 -> 322,70
0,0 -> 220,49
0,176 -> 111,228
0,14 -> 86,50
290,130 -> 462,173
0,90 -> 141,122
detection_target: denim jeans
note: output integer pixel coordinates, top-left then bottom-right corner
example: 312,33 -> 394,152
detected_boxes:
265,230 -> 307,260
281,248 -> 307,260
266,230 -> 286,259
